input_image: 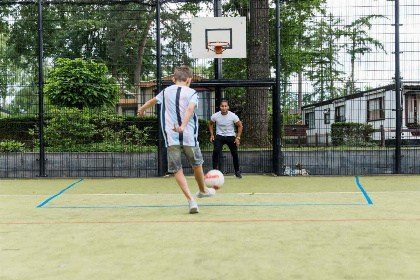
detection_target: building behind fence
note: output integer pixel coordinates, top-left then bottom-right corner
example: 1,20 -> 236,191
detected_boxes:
0,0 -> 419,178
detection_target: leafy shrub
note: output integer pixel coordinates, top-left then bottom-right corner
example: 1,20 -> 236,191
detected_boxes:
0,116 -> 38,142
331,122 -> 374,146
0,140 -> 25,152
44,58 -> 119,109
30,108 -> 97,150
2,110 -> 211,152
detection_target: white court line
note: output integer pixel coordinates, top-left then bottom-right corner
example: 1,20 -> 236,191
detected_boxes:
1,190 -> 419,197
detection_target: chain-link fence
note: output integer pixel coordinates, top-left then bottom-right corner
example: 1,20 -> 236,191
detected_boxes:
1,0 -> 419,177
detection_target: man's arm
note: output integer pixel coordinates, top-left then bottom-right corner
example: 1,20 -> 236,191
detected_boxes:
173,101 -> 196,133
234,120 -> 243,146
137,97 -> 158,117
209,120 -> 215,142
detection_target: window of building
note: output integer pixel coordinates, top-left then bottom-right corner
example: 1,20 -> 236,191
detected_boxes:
195,90 -> 211,120
334,105 -> 345,122
405,93 -> 419,126
324,108 -> 330,124
367,97 -> 385,121
122,108 -> 136,116
305,112 -> 315,129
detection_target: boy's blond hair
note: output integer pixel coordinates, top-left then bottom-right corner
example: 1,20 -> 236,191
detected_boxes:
173,66 -> 193,82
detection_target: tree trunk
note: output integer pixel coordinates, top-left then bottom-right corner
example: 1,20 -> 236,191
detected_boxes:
243,0 -> 270,147
134,19 -> 153,98
298,71 -> 303,111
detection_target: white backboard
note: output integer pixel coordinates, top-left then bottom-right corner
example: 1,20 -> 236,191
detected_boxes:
191,17 -> 247,59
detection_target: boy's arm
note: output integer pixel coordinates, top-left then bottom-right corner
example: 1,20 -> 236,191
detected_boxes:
137,97 -> 158,117
173,101 -> 195,133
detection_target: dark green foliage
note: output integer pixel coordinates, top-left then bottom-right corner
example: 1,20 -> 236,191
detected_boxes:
0,140 -> 25,153
331,122 -> 375,146
0,111 -> 211,152
0,116 -> 38,142
44,58 -> 119,109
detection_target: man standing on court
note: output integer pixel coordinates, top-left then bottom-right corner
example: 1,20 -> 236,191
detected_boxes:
137,66 -> 215,214
209,99 -> 243,178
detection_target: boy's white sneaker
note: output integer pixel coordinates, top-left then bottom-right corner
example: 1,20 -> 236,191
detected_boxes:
195,188 -> 216,198
189,200 -> 199,214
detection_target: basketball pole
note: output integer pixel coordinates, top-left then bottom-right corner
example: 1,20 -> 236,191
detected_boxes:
37,0 -> 47,177
214,0 -> 223,111
272,0 -> 283,176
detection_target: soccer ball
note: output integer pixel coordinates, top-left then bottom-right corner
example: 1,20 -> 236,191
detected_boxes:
204,170 -> 224,190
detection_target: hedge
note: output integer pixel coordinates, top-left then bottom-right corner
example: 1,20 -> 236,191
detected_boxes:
0,113 -> 211,151
331,122 -> 374,146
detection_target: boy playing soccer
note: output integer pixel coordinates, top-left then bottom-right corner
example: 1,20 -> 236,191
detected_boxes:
137,66 -> 215,214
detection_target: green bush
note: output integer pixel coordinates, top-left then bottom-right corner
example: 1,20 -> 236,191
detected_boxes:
331,122 -> 374,146
0,140 -> 25,152
0,116 -> 38,142
44,58 -> 119,109
1,110 -> 211,152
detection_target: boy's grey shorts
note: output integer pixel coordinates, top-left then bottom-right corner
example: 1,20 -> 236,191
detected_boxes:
167,145 -> 204,173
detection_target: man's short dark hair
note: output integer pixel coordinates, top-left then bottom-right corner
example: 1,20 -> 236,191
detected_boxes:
174,66 -> 193,82
220,99 -> 229,105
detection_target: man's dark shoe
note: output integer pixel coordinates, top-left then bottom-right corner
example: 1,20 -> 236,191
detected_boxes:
235,171 -> 242,179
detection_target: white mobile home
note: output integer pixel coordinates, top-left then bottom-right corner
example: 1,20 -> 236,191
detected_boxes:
301,82 -> 420,145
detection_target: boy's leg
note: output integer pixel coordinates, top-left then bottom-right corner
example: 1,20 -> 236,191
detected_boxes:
184,145 -> 215,197
212,135 -> 224,170
193,164 -> 206,193
168,145 -> 194,202
173,169 -> 194,202
226,136 -> 240,172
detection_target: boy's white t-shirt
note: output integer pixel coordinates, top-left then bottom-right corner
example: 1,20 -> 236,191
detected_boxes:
211,111 -> 239,137
155,85 -> 199,147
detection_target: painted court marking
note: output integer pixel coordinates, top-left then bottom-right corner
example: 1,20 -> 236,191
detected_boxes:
2,218 -> 419,225
37,179 -> 84,208
1,190 -> 419,197
355,176 -> 373,204
41,203 -> 369,209
36,177 -> 373,209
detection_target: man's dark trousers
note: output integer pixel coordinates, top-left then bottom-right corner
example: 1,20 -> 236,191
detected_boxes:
212,135 -> 239,172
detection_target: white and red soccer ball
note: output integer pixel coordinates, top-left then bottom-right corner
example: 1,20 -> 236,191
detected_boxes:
204,169 -> 224,190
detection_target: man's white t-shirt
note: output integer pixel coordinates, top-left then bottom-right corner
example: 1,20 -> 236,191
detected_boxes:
211,111 -> 240,137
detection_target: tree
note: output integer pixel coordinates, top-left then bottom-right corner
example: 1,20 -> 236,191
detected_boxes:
44,58 -> 119,109
305,13 -> 344,102
5,2 -> 200,98
241,0 -> 271,146
343,15 -> 387,94
274,0 -> 325,110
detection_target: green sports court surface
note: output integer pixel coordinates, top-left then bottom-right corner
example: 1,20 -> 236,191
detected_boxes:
1,175 -> 419,280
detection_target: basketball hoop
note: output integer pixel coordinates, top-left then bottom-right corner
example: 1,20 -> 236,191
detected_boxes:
207,41 -> 230,54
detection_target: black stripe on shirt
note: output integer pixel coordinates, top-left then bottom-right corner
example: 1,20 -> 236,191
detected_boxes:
193,113 -> 198,146
175,87 -> 183,145
161,89 -> 168,147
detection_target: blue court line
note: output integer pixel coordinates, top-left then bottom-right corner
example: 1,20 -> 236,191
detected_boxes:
355,176 -> 373,205
41,203 -> 369,209
37,179 -> 84,208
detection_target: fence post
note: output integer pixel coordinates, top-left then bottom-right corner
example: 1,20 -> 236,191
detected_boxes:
37,0 -> 46,177
326,132 -> 329,146
272,0 -> 283,176
394,0 -> 402,174
156,0 -> 166,177
380,125 -> 385,147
